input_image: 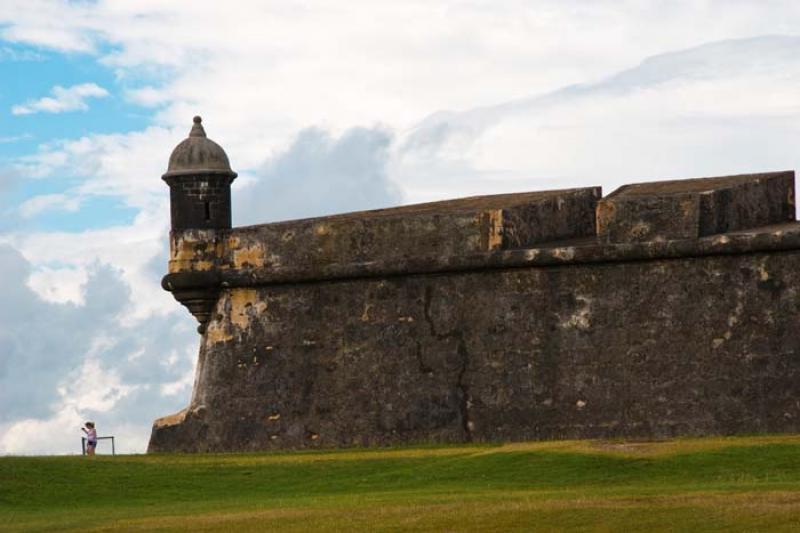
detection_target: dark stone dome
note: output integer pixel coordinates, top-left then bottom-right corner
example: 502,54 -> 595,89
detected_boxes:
163,116 -> 237,179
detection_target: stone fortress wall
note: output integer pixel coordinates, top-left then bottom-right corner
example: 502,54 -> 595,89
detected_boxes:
148,118 -> 800,452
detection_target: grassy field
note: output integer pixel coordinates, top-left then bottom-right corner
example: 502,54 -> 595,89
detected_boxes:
1,435 -> 800,532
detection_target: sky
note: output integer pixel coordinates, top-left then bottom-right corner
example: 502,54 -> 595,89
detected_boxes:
2,0 -> 800,454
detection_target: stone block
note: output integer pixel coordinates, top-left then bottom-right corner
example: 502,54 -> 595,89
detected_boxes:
226,187 -> 601,273
597,171 -> 795,243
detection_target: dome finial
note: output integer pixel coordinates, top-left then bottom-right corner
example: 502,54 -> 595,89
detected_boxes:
189,115 -> 206,138
163,115 -> 237,179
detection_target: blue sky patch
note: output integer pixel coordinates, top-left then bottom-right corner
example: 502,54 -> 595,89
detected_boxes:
0,45 -> 152,154
0,42 -> 160,232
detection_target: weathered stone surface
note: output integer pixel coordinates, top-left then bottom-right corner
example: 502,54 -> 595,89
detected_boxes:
162,117 -> 237,231
214,222 -> 800,286
165,117 -> 234,176
223,187 -> 601,274
161,117 -> 237,329
164,175 -> 235,231
597,171 -> 795,243
162,186 -> 600,331
149,246 -> 800,452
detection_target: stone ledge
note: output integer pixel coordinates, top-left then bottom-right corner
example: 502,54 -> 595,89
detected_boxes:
597,171 -> 795,243
224,187 -> 601,270
219,222 -> 800,287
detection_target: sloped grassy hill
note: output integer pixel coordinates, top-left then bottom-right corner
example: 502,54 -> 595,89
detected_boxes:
2,435 -> 800,532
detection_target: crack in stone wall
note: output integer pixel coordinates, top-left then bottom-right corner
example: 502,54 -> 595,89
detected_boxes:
414,340 -> 433,374
423,285 -> 472,441
456,338 -> 472,441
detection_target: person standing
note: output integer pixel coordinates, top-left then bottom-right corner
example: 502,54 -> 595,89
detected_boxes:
82,422 -> 97,456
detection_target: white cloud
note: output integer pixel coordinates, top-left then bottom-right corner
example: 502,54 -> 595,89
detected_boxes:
0,46 -> 45,62
9,212 -> 172,320
0,409 -> 87,455
124,86 -> 169,108
236,126 -> 402,225
15,126 -> 175,207
27,264 -> 88,304
393,35 -> 800,203
0,133 -> 32,144
0,0 -> 98,53
2,1 -> 798,157
0,244 -> 197,455
18,193 -> 81,218
12,83 -> 109,115
6,3 -> 800,198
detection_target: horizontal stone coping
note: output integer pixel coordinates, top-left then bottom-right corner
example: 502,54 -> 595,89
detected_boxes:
605,170 -> 792,197
235,187 -> 600,227
597,171 -> 795,243
208,222 -> 800,288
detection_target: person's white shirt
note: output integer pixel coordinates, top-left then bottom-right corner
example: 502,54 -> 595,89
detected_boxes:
86,428 -> 97,442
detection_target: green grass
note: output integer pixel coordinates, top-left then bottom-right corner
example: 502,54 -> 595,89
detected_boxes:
2,435 -> 800,532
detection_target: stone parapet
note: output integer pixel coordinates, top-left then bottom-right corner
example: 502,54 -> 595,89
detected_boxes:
222,187 -> 601,272
213,222 -> 800,287
597,171 -> 795,243
164,171 -> 798,289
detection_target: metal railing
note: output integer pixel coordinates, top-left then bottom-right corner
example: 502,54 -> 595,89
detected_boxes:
81,436 -> 116,455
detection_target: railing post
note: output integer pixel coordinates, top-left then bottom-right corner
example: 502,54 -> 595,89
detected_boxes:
81,435 -> 116,455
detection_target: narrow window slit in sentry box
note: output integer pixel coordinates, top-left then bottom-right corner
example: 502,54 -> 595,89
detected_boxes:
205,201 -> 211,221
